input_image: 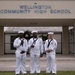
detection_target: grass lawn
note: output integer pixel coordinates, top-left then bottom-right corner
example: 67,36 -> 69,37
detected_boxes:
0,71 -> 75,75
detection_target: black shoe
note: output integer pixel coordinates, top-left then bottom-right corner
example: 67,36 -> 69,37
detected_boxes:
52,73 -> 56,75
36,73 -> 40,74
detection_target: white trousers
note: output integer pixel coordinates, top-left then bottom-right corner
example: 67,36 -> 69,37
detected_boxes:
15,53 -> 27,74
46,54 -> 57,74
30,54 -> 40,74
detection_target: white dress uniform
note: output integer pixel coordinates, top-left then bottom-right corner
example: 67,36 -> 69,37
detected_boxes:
28,31 -> 43,74
45,32 -> 57,74
13,31 -> 28,75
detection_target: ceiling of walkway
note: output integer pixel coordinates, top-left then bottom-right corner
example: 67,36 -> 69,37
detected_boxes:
0,19 -> 74,27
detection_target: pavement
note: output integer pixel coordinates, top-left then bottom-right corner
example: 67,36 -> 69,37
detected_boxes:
0,54 -> 75,71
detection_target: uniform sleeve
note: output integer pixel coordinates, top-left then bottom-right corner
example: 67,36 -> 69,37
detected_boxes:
13,38 -> 21,48
28,39 -> 32,48
51,40 -> 57,50
24,40 -> 28,52
53,40 -> 57,50
45,40 -> 48,51
40,38 -> 44,54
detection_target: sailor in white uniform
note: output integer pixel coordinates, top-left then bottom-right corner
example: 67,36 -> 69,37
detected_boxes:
45,32 -> 57,75
28,30 -> 43,74
13,31 -> 28,75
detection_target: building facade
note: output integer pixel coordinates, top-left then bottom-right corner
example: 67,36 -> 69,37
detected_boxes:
0,0 -> 75,55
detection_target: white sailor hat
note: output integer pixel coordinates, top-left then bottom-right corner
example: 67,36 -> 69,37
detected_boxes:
18,31 -> 24,34
48,32 -> 54,35
31,30 -> 38,33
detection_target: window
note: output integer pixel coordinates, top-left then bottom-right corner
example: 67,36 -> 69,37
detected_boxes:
10,36 -> 17,50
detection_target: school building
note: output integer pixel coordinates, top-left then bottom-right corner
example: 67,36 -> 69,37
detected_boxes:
0,0 -> 75,55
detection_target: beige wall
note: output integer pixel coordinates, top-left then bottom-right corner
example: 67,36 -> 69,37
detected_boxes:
0,1 -> 75,19
0,26 -> 4,55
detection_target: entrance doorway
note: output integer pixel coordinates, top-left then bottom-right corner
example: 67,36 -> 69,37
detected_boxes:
4,27 -> 62,54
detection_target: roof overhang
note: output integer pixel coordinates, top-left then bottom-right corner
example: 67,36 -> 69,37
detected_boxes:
0,19 -> 74,27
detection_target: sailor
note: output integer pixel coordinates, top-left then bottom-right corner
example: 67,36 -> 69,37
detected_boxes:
28,30 -> 43,74
13,31 -> 28,75
45,32 -> 57,75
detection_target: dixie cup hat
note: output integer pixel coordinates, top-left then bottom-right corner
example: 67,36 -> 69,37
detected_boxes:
31,30 -> 38,33
48,32 -> 54,35
18,31 -> 24,34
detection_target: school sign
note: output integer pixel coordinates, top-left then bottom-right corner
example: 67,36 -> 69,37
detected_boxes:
0,1 -> 75,19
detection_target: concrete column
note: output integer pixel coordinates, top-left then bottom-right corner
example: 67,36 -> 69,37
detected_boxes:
0,26 -> 4,55
62,26 -> 69,54
74,21 -> 75,55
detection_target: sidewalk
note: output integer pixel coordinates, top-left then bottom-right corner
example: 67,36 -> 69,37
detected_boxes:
0,54 -> 75,71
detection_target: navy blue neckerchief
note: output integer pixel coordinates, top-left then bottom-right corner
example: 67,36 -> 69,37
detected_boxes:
47,39 -> 53,48
32,37 -> 38,45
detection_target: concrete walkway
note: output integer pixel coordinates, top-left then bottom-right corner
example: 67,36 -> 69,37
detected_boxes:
0,54 -> 75,71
